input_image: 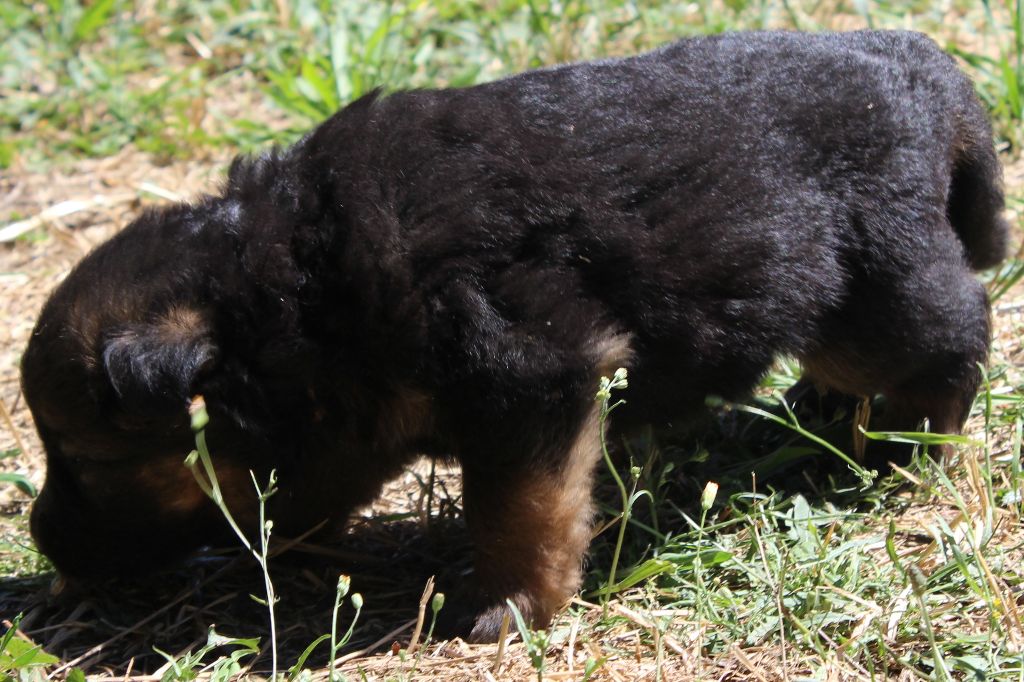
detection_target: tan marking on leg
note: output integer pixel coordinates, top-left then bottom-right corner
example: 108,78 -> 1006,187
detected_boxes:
460,334 -> 632,640
590,332 -> 633,380
509,404 -> 602,617
852,397 -> 871,463
877,388 -> 975,463
801,354 -> 873,399
467,396 -> 607,640
157,306 -> 209,340
803,350 -> 980,464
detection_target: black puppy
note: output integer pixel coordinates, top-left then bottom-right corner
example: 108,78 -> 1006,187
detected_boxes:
22,30 -> 1007,641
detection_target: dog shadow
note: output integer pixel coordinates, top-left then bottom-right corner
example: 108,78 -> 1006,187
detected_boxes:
0,514 -> 474,675
0,395 -> 894,675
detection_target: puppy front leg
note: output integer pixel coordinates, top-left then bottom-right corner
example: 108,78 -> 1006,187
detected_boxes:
461,403 -> 603,642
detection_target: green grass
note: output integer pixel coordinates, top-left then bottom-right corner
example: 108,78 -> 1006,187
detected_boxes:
3,0 -> 1022,167
573,378 -> 1024,679
3,0 -> 1024,679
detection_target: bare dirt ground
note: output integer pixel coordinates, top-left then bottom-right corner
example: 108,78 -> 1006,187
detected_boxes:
1,141 -> 1023,679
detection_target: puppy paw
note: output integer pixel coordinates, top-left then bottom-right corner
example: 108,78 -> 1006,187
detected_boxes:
469,593 -> 553,643
432,596 -> 479,641
432,589 -> 544,643
467,604 -> 511,643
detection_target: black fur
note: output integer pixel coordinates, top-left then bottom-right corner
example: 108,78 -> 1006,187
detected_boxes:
22,30 -> 1007,641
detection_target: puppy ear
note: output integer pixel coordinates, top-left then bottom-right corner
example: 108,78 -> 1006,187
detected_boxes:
102,314 -> 218,409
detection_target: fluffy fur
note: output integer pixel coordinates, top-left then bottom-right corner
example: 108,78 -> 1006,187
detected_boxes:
22,30 -> 1007,641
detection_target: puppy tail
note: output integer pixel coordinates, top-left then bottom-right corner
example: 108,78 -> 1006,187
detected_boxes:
947,102 -> 1010,271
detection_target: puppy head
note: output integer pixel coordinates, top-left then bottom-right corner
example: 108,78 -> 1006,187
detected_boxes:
22,203 -> 259,579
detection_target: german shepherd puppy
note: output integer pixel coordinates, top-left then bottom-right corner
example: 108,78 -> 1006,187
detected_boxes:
22,30 -> 1007,641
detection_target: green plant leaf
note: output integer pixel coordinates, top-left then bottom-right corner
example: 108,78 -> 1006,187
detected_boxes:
0,638 -> 60,670
588,558 -> 674,596
859,428 -> 980,447
73,0 -> 117,42
0,472 -> 37,498
287,634 -> 330,680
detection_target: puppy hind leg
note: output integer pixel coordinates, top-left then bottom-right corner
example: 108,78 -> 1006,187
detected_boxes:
460,403 -> 603,642
804,264 -> 990,466
878,271 -> 990,462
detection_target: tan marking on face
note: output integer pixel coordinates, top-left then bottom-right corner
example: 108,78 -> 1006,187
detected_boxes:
376,387 -> 433,451
307,386 -> 327,423
130,457 -> 207,515
136,455 -> 256,522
